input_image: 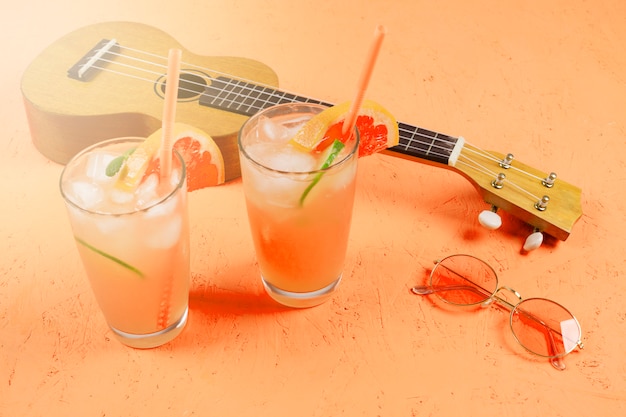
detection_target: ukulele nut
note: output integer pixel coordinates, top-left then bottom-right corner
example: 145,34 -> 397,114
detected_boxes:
491,173 -> 506,189
499,153 -> 514,169
542,172 -> 557,188
534,195 -> 550,211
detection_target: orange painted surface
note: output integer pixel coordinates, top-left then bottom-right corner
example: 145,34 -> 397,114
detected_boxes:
1,1 -> 625,416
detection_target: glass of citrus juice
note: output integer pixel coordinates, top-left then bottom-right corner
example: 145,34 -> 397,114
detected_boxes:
238,103 -> 359,308
60,137 -> 190,348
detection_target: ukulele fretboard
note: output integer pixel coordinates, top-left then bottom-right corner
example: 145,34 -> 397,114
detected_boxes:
201,76 -> 460,166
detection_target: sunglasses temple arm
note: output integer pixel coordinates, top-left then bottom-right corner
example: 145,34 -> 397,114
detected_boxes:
411,285 -> 492,298
515,307 -> 567,371
546,330 -> 566,371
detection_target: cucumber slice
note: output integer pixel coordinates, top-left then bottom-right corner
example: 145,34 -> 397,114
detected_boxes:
299,139 -> 345,206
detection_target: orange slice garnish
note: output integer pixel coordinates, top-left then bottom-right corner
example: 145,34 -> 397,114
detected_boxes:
290,100 -> 399,156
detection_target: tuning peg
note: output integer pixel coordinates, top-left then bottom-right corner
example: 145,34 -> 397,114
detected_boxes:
523,229 -> 544,251
478,206 -> 502,230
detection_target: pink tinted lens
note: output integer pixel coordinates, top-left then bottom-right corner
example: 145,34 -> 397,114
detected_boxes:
430,255 -> 497,306
510,298 -> 581,358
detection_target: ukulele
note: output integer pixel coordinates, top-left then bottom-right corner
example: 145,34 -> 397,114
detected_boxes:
21,21 -> 582,246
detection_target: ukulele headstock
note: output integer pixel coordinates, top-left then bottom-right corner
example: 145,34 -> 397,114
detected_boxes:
454,143 -> 582,243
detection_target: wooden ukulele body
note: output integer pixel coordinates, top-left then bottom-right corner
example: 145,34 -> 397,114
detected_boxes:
21,21 -> 278,181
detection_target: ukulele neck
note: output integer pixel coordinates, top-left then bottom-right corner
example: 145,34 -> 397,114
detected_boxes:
200,76 -> 464,166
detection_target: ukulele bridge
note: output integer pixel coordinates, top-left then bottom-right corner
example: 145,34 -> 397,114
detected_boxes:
67,38 -> 120,81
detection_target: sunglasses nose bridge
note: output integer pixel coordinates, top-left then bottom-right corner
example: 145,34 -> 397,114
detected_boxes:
495,286 -> 523,300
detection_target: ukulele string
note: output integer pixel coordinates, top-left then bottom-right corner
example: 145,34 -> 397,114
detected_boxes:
84,43 -> 549,201
395,127 -> 544,202
120,44 -> 324,100
90,44 -> 314,103
456,156 -> 543,202
397,125 -> 456,160
462,146 -> 545,182
89,51 -> 300,112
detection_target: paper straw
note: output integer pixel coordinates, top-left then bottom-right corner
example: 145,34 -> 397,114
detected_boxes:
159,48 -> 182,181
342,25 -> 387,136
156,49 -> 181,332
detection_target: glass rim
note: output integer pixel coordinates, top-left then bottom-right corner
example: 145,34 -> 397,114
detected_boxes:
237,102 -> 360,176
59,136 -> 187,216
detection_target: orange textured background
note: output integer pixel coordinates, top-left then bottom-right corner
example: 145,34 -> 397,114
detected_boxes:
2,1 -> 625,416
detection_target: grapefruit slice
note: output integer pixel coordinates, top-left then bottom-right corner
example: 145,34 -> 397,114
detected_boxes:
141,123 -> 225,192
113,123 -> 225,192
290,100 -> 399,157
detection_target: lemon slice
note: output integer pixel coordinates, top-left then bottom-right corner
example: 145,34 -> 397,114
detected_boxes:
114,130 -> 162,192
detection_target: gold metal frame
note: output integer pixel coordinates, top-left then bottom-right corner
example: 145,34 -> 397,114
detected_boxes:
411,254 -> 584,370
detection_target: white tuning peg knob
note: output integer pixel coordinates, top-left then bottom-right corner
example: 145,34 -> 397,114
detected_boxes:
478,209 -> 502,230
523,231 -> 544,251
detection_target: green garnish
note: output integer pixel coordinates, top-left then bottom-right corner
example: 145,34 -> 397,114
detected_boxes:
299,139 -> 345,206
105,148 -> 136,177
75,237 -> 144,278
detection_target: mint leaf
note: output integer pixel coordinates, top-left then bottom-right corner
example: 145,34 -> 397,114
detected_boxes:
299,139 -> 345,206
105,148 -> 136,177
105,156 -> 125,177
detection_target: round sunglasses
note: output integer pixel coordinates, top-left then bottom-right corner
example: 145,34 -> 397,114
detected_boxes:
411,254 -> 584,370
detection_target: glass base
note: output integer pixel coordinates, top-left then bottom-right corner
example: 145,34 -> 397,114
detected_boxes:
262,275 -> 342,308
110,306 -> 188,349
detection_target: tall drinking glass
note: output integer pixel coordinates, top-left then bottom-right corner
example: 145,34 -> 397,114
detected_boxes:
60,137 -> 190,348
238,103 -> 359,308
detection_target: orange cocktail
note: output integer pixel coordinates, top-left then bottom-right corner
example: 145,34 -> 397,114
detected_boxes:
238,103 -> 359,308
60,137 -> 190,348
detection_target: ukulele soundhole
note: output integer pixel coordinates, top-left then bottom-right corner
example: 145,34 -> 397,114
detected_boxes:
155,70 -> 208,101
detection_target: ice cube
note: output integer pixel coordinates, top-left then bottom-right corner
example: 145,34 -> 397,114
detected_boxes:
69,181 -> 104,209
259,115 -> 309,142
246,143 -> 317,173
327,157 -> 358,192
142,193 -> 182,247
244,143 -> 268,165
94,215 -> 132,236
280,116 -> 310,139
85,152 -> 116,182
242,143 -> 320,207
110,188 -> 134,206
135,173 -> 159,208
243,164 -> 307,208
264,146 -> 317,172
259,116 -> 284,142
143,192 -> 178,219
144,217 -> 182,249
65,204 -> 90,227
